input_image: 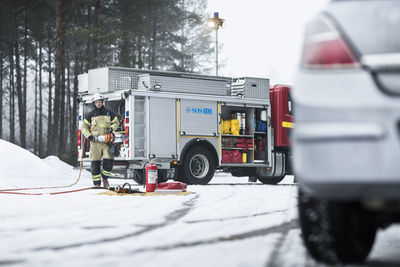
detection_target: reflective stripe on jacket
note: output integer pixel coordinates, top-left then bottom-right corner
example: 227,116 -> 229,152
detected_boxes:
82,106 -> 119,137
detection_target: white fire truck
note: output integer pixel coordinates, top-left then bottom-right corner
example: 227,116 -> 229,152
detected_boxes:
77,67 -> 293,185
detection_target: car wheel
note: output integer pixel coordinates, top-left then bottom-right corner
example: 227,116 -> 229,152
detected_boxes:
255,175 -> 285,185
182,147 -> 215,185
298,188 -> 377,264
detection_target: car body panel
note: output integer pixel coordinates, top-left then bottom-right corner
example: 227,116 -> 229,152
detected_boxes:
293,68 -> 400,199
329,0 -> 400,56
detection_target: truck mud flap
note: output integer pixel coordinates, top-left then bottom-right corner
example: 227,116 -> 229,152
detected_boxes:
256,152 -> 285,178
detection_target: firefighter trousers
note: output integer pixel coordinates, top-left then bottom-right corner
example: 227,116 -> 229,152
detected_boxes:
89,141 -> 114,186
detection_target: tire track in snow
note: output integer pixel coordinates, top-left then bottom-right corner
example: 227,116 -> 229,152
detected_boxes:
264,227 -> 290,267
0,260 -> 25,266
184,208 -> 295,224
126,218 -> 299,254
31,194 -> 199,252
206,183 -> 297,187
264,226 -> 320,267
193,187 -> 238,208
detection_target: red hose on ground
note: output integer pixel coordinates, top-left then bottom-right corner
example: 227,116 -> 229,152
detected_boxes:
0,138 -> 93,195
0,187 -> 93,196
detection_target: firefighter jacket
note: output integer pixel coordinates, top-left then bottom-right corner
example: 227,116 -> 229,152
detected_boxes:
82,106 -> 119,137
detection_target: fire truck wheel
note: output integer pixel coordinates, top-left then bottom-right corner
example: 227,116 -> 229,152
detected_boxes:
158,170 -> 169,183
182,147 -> 215,185
132,169 -> 145,185
255,175 -> 285,185
298,188 -> 377,264
131,169 -> 168,185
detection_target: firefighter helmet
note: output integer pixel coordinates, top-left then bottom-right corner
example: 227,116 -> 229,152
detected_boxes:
91,93 -> 104,103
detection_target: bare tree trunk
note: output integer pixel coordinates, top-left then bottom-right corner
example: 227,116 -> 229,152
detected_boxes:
15,36 -> 23,146
0,51 -> 3,139
9,45 -> 15,143
119,31 -> 130,67
150,20 -> 157,70
59,39 -> 66,155
66,60 -> 71,144
34,44 -> 38,155
180,0 -> 185,70
39,42 -> 43,157
46,38 -> 53,155
72,0 -> 81,150
21,10 -> 28,148
138,36 -> 143,69
54,0 -> 63,154
131,39 -> 137,68
92,0 -> 100,68
85,1 -> 92,71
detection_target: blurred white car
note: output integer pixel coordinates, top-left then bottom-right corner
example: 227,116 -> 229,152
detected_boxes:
293,0 -> 400,264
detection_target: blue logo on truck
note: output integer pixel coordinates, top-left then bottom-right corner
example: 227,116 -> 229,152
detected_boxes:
185,107 -> 212,115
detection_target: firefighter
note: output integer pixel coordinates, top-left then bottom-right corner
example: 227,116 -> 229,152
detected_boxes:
81,93 -> 119,188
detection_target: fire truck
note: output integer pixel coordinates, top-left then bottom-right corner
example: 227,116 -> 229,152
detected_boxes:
77,67 -> 293,185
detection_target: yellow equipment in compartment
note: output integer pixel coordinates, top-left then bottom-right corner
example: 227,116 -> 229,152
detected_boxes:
222,119 -> 240,135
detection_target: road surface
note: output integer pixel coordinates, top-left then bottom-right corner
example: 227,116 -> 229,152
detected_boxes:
1,173 -> 399,267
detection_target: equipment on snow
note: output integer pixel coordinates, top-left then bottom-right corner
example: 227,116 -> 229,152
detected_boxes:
145,162 -> 158,192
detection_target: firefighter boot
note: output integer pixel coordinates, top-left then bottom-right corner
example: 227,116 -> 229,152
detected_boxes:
102,178 -> 109,188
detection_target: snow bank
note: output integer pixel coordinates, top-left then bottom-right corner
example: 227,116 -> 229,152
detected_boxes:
0,139 -> 88,187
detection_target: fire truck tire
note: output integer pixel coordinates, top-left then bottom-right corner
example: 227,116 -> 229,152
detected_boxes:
132,169 -> 145,185
158,170 -> 169,183
255,175 -> 285,185
298,188 -> 377,264
131,169 -> 168,184
182,147 -> 215,185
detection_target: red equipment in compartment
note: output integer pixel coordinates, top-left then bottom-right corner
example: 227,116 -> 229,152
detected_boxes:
222,150 -> 243,163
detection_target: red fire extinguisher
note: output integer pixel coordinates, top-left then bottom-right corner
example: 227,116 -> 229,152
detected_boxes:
146,161 -> 158,192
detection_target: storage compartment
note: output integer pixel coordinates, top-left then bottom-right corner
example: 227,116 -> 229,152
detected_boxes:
221,105 -> 255,164
138,73 -> 231,96
134,96 -> 146,158
87,67 -> 137,93
254,108 -> 268,162
220,105 -> 270,165
180,99 -> 218,136
81,66 -> 232,95
148,97 -> 177,158
78,73 -> 88,93
231,77 -> 270,99
222,150 -> 243,163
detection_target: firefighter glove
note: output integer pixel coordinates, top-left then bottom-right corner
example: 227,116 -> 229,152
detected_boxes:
88,135 -> 94,141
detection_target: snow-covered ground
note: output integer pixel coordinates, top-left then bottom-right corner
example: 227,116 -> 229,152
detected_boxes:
0,139 -> 399,267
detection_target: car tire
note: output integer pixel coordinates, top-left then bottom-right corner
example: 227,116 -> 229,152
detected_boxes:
255,175 -> 285,185
298,188 -> 377,264
181,147 -> 215,185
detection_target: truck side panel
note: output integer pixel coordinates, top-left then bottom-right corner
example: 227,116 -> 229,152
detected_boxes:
133,96 -> 145,159
149,97 -> 177,158
180,99 -> 218,136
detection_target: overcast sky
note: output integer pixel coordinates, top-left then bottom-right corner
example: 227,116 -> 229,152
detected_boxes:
206,0 -> 329,85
